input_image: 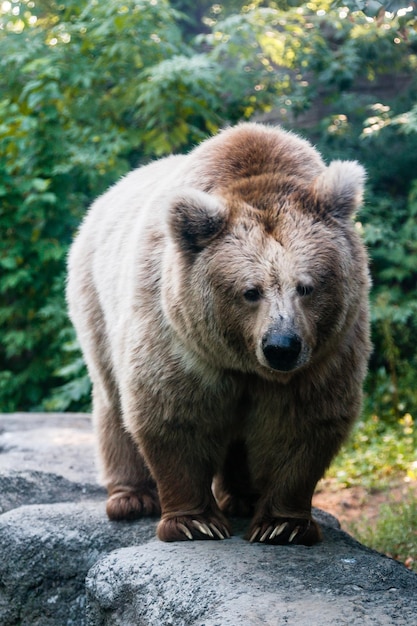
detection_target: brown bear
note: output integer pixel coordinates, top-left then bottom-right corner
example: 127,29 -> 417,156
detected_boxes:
67,122 -> 371,545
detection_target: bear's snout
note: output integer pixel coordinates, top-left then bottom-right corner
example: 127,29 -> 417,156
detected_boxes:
261,330 -> 302,372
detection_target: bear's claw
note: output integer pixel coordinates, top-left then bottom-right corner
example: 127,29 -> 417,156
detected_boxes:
192,520 -> 214,537
158,514 -> 231,542
209,521 -> 230,539
178,522 -> 194,540
248,517 -> 321,546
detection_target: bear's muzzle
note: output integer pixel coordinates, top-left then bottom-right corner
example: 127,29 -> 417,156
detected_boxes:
261,330 -> 302,372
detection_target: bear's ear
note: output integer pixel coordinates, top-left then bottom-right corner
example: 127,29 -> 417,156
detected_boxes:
313,160 -> 366,220
168,189 -> 228,253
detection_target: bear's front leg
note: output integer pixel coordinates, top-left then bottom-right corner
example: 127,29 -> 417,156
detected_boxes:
246,462 -> 323,546
138,427 -> 232,542
245,409 -> 348,546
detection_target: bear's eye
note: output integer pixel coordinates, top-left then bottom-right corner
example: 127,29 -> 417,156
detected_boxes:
296,284 -> 314,297
243,287 -> 263,303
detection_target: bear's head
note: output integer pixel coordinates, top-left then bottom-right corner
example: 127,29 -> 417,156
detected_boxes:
161,127 -> 369,382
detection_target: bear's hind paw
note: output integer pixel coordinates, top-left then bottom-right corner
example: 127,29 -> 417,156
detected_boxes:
157,514 -> 231,542
247,517 -> 321,546
217,493 -> 256,518
106,488 -> 160,521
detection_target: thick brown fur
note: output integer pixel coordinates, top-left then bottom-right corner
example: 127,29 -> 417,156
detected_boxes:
67,123 -> 371,544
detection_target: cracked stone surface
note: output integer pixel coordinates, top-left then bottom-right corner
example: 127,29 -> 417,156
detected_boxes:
1,412 -> 416,625
86,531 -> 417,626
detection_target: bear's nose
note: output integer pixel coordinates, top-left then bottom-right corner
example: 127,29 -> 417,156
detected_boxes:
262,331 -> 302,372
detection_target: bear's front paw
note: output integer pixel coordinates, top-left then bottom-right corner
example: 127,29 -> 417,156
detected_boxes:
106,488 -> 160,521
157,513 -> 232,542
247,517 -> 321,546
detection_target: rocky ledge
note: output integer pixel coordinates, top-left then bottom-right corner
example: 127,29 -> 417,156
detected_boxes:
0,412 -> 416,625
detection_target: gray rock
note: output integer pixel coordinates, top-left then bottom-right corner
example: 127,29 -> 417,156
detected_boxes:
0,412 -> 104,514
0,412 -> 96,484
1,413 -> 416,626
86,530 -> 417,626
0,469 -> 104,514
0,501 -> 156,626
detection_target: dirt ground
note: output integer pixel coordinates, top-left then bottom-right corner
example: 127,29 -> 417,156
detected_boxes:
313,477 -> 417,569
313,477 -> 417,527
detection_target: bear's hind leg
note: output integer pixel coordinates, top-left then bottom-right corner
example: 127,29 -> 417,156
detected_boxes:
93,387 -> 160,521
68,268 -> 160,520
213,439 -> 259,518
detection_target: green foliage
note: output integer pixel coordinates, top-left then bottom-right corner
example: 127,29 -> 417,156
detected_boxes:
351,492 -> 417,572
0,0 -> 187,410
1,0 -> 417,417
338,0 -> 417,29
365,183 -> 417,423
41,338 -> 91,411
329,413 -> 417,488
